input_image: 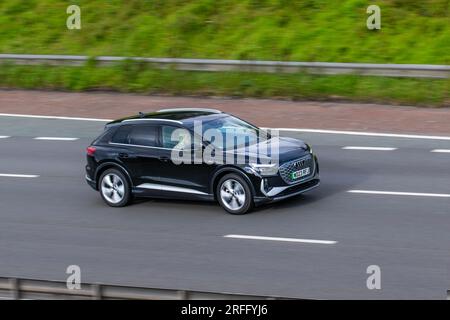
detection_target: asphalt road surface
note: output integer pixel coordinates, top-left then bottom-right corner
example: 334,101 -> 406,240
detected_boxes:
0,115 -> 449,299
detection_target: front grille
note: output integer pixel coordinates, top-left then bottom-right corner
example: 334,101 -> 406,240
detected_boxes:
279,154 -> 314,185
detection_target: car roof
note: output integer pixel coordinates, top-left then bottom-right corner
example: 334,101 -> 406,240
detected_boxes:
107,108 -> 225,126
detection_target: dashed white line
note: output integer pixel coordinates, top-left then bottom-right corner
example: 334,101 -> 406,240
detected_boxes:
34,137 -> 79,141
431,149 -> 450,153
348,190 -> 450,198
0,136 -> 10,139
342,146 -> 397,151
224,234 -> 337,245
0,173 -> 40,178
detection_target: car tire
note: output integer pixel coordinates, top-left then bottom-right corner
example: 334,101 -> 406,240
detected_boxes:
99,168 -> 132,207
216,173 -> 253,215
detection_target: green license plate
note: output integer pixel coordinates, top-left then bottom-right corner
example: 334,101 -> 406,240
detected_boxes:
290,167 -> 310,180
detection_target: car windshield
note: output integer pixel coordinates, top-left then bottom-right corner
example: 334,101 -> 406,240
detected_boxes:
190,115 -> 271,150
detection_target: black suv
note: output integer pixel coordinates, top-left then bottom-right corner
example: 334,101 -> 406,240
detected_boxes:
85,108 -> 320,214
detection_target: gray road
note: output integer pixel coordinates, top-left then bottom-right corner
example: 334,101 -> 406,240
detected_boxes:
0,116 -> 449,299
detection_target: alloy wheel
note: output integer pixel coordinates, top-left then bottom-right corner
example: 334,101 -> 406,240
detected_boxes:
101,173 -> 125,204
220,179 -> 246,211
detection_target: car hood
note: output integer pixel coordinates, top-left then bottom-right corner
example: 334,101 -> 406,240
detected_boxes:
232,136 -> 309,163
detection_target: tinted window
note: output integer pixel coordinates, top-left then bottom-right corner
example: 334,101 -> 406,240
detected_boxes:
161,125 -> 192,149
185,115 -> 269,149
128,125 -> 158,147
111,125 -> 132,144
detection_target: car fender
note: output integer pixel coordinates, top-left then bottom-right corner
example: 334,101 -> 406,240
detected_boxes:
210,165 -> 258,197
95,161 -> 134,189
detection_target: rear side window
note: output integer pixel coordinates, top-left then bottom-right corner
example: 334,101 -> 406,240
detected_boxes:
111,125 -> 132,144
128,125 -> 158,147
111,124 -> 159,147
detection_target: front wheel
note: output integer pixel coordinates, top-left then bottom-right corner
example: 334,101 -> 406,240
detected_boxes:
99,169 -> 132,207
217,173 -> 253,215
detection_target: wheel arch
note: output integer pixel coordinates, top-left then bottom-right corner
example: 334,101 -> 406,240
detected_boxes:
210,166 -> 257,200
95,162 -> 133,190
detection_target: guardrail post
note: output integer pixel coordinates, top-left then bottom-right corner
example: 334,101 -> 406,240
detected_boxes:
92,284 -> 102,300
178,290 -> 188,300
10,278 -> 20,300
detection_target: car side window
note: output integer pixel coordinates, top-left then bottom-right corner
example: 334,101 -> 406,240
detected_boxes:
128,125 -> 159,147
111,125 -> 132,144
161,125 -> 191,150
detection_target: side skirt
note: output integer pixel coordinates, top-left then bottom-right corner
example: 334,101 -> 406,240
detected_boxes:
132,186 -> 215,202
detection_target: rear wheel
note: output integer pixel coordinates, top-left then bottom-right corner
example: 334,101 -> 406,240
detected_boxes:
217,173 -> 253,215
99,169 -> 131,207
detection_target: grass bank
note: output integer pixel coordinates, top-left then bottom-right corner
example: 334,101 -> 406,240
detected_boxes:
0,0 -> 448,64
1,63 -> 448,107
0,1 -> 448,106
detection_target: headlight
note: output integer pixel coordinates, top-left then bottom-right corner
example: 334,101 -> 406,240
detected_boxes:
249,163 -> 279,176
306,143 -> 313,154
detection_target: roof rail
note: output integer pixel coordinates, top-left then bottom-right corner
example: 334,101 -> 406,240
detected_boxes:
122,118 -> 183,124
157,108 -> 223,114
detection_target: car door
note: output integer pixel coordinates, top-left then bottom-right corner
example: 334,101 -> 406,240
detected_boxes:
110,124 -> 162,195
156,125 -> 216,198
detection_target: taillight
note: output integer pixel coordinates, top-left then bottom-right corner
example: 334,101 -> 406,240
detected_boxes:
87,146 -> 96,156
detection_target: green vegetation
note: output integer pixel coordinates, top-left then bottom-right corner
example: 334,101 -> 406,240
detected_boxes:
1,63 -> 448,106
0,0 -> 448,64
0,1 -> 448,106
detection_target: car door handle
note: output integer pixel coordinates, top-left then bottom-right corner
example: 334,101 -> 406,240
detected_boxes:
118,153 -> 129,158
159,156 -> 170,162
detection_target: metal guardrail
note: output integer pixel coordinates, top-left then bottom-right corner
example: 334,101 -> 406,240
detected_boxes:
0,277 -> 292,300
0,54 -> 448,79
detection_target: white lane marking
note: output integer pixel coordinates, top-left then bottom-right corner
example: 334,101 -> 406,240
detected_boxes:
0,113 -> 449,141
0,173 -> 40,178
0,113 -> 111,122
267,128 -> 450,141
224,234 -> 337,245
431,149 -> 450,153
0,136 -> 10,139
348,190 -> 450,198
342,146 -> 397,151
34,137 -> 79,141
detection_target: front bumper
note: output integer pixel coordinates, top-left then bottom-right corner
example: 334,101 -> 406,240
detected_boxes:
254,176 -> 320,205
252,154 -> 320,205
265,178 -> 320,202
